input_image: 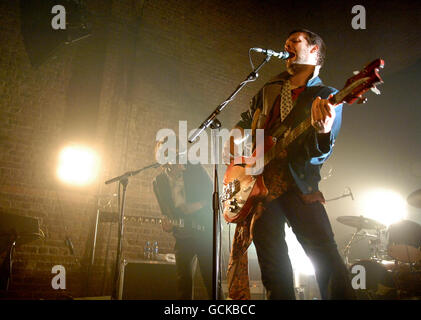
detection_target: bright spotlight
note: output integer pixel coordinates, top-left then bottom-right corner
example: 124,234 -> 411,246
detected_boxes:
285,225 -> 315,275
360,189 -> 407,227
57,145 -> 100,186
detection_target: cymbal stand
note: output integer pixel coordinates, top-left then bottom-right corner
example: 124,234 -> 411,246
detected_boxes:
343,228 -> 361,265
368,228 -> 385,260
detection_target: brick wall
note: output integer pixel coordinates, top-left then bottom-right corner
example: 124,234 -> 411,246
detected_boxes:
0,0 -> 295,299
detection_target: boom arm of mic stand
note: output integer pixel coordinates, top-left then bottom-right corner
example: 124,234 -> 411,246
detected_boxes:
325,192 -> 352,202
104,163 -> 161,185
188,55 -> 271,143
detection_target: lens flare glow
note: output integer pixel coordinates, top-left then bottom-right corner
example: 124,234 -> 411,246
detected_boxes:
57,145 -> 100,186
285,225 -> 315,275
360,189 -> 407,227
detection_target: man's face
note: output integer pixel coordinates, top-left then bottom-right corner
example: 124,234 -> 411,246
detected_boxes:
284,32 -> 318,69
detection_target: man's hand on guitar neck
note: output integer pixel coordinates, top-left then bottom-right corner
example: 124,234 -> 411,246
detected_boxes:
311,94 -> 336,134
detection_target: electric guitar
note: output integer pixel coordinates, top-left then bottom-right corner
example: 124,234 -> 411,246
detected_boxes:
222,59 -> 385,223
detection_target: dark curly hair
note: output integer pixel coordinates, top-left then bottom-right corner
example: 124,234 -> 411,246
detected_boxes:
288,29 -> 326,66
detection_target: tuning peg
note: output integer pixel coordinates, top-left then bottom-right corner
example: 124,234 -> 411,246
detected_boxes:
370,86 -> 381,95
357,96 -> 368,104
353,70 -> 360,75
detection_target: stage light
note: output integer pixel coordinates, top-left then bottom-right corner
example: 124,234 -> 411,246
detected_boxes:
57,145 -> 100,186
360,188 -> 407,227
285,225 -> 315,275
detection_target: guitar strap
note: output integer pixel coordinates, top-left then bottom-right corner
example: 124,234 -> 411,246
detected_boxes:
269,85 -> 325,141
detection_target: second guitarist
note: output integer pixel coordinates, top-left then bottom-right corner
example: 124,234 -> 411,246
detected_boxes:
153,141 -> 213,300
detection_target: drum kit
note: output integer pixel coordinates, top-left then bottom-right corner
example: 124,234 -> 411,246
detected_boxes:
338,189 -> 421,299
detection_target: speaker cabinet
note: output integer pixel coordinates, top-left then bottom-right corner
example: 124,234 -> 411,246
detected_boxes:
118,259 -> 177,300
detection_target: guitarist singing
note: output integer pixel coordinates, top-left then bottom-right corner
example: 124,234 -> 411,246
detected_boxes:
152,140 -> 213,299
224,29 -> 355,300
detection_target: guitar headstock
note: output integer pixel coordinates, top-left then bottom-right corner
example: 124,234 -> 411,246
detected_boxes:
332,58 -> 385,105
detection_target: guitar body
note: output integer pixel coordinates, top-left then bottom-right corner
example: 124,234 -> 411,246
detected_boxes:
222,136 -> 278,223
222,163 -> 266,223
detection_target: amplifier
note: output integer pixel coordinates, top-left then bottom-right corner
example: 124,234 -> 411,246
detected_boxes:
118,259 -> 177,300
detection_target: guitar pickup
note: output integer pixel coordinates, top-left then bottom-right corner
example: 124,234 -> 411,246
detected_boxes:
228,206 -> 239,213
227,199 -> 240,212
222,179 -> 241,201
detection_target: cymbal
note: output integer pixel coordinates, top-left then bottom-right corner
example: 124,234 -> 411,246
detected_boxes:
337,215 -> 386,230
407,189 -> 421,208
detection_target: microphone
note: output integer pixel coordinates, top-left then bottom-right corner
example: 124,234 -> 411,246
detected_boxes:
251,48 -> 292,59
345,186 -> 354,200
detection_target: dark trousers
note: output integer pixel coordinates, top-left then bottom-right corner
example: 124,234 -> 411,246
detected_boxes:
174,234 -> 213,299
253,191 -> 355,300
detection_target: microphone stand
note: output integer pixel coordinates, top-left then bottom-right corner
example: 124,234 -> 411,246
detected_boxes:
325,193 -> 351,202
105,162 -> 161,300
325,189 -> 353,202
188,54 -> 273,300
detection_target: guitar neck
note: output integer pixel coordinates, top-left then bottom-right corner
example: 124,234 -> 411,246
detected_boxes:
258,58 -> 386,169
124,215 -> 205,231
264,93 -> 341,167
124,215 -> 183,226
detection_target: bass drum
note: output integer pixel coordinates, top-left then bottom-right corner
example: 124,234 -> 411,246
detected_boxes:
387,220 -> 421,263
349,259 -> 396,299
